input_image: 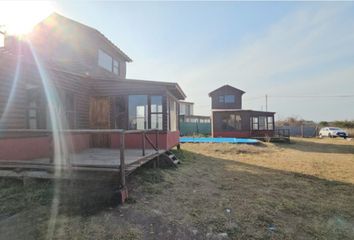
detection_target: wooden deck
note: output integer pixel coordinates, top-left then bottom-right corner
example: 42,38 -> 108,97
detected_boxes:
0,148 -> 166,179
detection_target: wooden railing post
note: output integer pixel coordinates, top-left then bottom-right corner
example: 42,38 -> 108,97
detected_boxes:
155,130 -> 160,168
142,131 -> 146,156
49,132 -> 54,164
120,131 -> 126,188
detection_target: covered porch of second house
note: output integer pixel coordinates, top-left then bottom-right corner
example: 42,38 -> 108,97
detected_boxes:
212,110 -> 275,138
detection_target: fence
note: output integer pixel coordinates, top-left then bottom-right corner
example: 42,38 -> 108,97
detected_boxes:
276,125 -> 318,137
180,122 -> 211,136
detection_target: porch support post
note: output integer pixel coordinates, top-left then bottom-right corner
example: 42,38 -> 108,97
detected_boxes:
48,133 -> 54,164
156,130 -> 160,168
142,131 -> 146,156
120,131 -> 126,188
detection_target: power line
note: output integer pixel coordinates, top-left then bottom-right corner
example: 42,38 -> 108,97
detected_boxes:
270,94 -> 354,98
244,94 -> 354,100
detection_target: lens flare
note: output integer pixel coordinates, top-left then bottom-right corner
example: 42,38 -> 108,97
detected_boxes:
0,39 -> 22,130
27,39 -> 74,239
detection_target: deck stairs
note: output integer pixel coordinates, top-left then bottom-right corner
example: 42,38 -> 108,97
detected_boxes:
162,151 -> 180,166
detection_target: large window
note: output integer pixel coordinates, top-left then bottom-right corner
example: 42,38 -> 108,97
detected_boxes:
267,116 -> 274,130
221,113 -> 241,130
128,95 -> 148,130
251,116 -> 274,130
169,99 -> 177,131
259,116 -> 267,130
150,96 -> 163,130
252,117 -> 259,130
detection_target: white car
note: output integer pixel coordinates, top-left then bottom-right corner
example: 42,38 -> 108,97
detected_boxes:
319,127 -> 348,138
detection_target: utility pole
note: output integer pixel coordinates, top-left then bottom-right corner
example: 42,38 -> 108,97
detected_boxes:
265,94 -> 268,112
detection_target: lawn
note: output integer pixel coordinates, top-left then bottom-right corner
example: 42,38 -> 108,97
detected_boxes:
1,137 -> 354,239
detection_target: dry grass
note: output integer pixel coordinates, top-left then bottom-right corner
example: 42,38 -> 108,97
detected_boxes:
1,137 -> 354,239
189,137 -> 354,184
128,137 -> 354,239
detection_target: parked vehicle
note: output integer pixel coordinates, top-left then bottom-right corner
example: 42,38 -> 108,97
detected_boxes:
319,127 -> 348,138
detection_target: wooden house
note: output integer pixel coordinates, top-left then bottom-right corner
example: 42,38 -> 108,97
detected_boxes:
209,85 -> 275,138
0,12 -> 185,196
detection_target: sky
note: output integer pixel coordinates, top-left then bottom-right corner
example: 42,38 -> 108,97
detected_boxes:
1,1 -> 354,121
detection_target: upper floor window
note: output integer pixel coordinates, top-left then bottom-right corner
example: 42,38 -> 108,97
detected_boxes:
98,49 -> 113,72
219,96 -> 224,103
98,49 -> 120,75
218,95 -> 235,103
225,95 -> 235,103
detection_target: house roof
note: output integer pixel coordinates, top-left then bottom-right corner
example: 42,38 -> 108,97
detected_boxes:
208,84 -> 245,97
179,101 -> 194,105
32,12 -> 132,62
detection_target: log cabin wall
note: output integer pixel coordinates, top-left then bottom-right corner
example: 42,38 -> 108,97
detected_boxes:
0,53 -> 91,132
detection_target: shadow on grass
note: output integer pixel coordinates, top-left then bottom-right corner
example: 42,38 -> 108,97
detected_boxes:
273,138 -> 354,154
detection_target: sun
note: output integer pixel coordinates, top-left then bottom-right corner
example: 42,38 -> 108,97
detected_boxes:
0,1 -> 55,35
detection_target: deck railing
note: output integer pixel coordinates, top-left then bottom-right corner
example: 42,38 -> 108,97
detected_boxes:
0,128 -> 161,188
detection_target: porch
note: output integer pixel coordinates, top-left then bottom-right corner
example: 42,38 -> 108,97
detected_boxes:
0,129 -> 179,182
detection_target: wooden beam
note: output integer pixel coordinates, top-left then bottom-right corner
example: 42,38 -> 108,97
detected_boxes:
119,131 -> 126,187
142,131 -> 145,156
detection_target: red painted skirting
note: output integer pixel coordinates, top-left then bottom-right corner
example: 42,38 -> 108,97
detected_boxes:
0,133 -> 90,161
0,131 -> 180,161
213,130 -> 274,138
110,131 -> 180,150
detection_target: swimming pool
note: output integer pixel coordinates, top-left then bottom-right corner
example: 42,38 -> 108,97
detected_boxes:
180,137 -> 259,144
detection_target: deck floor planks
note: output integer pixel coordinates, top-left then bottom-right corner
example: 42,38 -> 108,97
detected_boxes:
0,148 -> 166,179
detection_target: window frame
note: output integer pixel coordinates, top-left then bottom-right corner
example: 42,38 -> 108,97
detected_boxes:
113,60 -> 119,75
98,49 -> 113,72
221,113 -> 242,131
219,95 -> 225,103
224,95 -> 235,103
150,95 -> 163,130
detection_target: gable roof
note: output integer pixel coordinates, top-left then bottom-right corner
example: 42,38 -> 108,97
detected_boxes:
32,12 -> 132,62
208,84 -> 245,97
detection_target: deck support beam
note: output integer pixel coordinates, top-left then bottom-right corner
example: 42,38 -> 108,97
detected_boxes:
119,131 -> 126,188
142,131 -> 146,156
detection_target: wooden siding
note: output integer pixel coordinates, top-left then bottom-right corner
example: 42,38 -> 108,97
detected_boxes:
9,13 -> 129,80
212,110 -> 275,135
209,85 -> 244,110
0,54 -> 90,130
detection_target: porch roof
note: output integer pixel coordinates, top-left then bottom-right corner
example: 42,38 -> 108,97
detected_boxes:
91,78 -> 187,100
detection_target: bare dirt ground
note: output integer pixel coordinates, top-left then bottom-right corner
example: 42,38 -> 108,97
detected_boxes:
1,137 -> 354,239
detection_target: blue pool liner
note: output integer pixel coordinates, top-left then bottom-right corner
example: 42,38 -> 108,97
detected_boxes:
180,137 -> 259,144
